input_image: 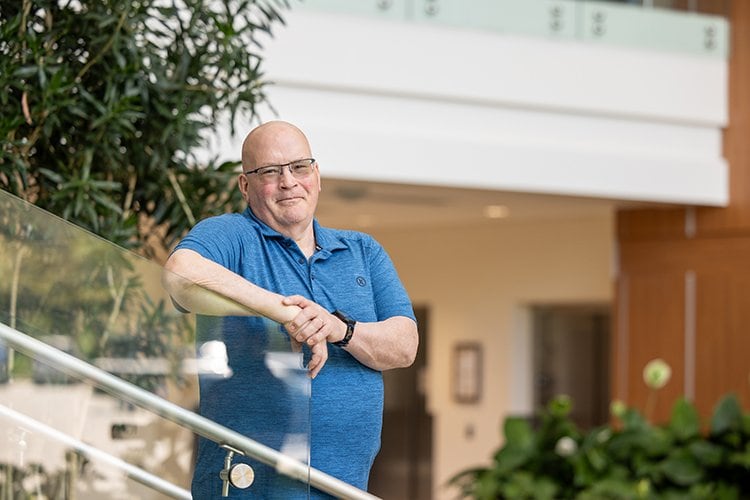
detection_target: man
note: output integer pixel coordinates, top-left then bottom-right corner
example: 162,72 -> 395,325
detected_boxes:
163,121 -> 418,498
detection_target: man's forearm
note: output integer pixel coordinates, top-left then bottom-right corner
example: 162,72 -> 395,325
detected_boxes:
162,248 -> 299,322
342,316 -> 418,371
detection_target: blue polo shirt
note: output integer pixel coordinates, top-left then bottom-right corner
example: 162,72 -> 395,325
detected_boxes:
175,208 -> 415,498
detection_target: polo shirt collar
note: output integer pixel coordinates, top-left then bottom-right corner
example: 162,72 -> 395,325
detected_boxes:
313,220 -> 348,252
242,207 -> 348,252
242,207 -> 285,239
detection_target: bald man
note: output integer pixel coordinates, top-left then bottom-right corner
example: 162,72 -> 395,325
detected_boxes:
164,121 -> 418,498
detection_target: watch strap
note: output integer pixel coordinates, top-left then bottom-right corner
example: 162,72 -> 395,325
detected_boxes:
332,310 -> 356,347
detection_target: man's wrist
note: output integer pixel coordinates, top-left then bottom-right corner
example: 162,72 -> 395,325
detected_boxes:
331,310 -> 356,347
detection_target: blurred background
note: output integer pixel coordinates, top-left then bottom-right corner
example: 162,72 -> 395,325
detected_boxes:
2,0 -> 747,498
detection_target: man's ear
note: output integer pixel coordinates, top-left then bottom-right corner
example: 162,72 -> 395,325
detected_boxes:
238,172 -> 250,199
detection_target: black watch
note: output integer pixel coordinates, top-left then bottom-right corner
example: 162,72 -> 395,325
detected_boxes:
332,310 -> 356,347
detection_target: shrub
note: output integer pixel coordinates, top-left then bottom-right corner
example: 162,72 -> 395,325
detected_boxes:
451,362 -> 750,499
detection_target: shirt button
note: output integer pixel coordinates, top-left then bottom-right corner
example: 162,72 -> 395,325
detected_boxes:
298,258 -> 305,264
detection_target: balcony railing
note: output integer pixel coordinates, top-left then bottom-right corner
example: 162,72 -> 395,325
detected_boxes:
295,0 -> 730,59
0,188 -> 376,499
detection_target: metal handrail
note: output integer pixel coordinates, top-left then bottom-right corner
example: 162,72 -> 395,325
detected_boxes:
0,322 -> 380,500
0,404 -> 192,500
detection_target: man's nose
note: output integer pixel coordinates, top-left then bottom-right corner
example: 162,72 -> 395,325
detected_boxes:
278,166 -> 297,186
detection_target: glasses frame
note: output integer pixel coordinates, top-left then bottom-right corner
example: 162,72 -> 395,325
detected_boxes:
243,158 -> 317,179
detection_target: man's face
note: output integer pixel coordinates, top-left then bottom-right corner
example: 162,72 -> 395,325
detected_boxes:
238,125 -> 321,236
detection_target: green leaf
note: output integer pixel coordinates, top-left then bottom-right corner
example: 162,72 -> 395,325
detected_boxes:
504,417 -> 535,449
670,398 -> 701,442
495,443 -> 533,474
577,477 -> 636,500
501,472 -> 558,500
493,417 -> 536,473
727,445 -> 750,469
39,168 -> 64,184
714,481 -> 741,500
587,447 -> 609,472
90,192 -> 123,214
621,407 -> 649,431
643,426 -> 674,456
660,449 -> 704,486
13,66 -> 38,78
689,440 -> 724,467
473,469 -> 501,500
711,394 -> 743,436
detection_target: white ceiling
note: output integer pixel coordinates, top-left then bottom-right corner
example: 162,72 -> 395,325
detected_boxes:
315,178 -> 636,231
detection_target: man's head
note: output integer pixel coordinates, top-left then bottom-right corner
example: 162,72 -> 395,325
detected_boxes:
238,121 -> 321,238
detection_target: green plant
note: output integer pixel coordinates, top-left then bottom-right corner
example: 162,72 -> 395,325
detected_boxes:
1,0 -> 290,254
1,0 -> 289,387
450,362 -> 750,499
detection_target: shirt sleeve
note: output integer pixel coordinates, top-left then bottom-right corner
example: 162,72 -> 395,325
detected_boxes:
365,236 -> 416,323
173,214 -> 245,271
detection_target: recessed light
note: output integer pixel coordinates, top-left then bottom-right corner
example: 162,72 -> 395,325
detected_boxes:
483,205 -> 509,219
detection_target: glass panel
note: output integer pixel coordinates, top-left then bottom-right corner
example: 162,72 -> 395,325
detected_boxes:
299,0 -> 409,20
412,0 -> 577,38
0,189 -> 311,499
300,0 -> 730,57
593,0 -> 729,16
578,0 -> 729,57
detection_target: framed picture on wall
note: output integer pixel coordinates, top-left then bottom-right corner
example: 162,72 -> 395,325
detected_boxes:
453,342 -> 482,404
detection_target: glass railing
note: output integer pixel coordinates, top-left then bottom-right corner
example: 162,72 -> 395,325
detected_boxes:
0,189 -> 317,498
597,0 -> 728,15
297,0 -> 730,58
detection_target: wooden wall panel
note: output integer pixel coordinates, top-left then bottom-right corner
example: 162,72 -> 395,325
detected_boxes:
617,208 -> 687,242
615,1 -> 750,421
695,272 -> 750,416
615,273 -> 685,423
619,237 -> 750,275
697,0 -> 750,235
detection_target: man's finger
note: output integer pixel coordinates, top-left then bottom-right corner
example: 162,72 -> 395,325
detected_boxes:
308,346 -> 327,378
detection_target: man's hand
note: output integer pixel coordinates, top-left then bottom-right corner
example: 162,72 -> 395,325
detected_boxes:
306,340 -> 328,379
282,295 -> 346,378
283,295 -> 419,373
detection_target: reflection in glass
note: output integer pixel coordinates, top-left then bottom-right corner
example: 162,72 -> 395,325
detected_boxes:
0,189 -> 311,498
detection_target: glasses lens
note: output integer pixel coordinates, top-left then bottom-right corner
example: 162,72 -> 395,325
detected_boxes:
256,166 -> 281,178
290,160 -> 313,178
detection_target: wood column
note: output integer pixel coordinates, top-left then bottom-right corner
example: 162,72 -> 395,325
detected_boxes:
614,0 -> 750,422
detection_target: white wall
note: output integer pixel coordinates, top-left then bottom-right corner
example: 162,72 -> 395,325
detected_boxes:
367,215 -> 614,499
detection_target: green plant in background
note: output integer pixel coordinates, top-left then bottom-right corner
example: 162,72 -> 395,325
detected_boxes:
1,0 -> 292,383
0,191 -> 196,386
1,0 -> 290,255
450,359 -> 750,499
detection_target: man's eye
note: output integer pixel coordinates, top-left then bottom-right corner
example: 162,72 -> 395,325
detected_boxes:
291,163 -> 311,173
258,167 -> 280,176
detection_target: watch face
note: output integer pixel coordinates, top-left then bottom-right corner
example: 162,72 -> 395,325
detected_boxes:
332,310 -> 355,347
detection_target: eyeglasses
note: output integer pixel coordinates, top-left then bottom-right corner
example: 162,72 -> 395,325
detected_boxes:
243,158 -> 316,183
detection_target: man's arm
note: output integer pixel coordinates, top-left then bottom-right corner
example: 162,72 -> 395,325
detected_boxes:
283,295 -> 418,372
162,248 -> 327,377
163,248 -> 299,321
